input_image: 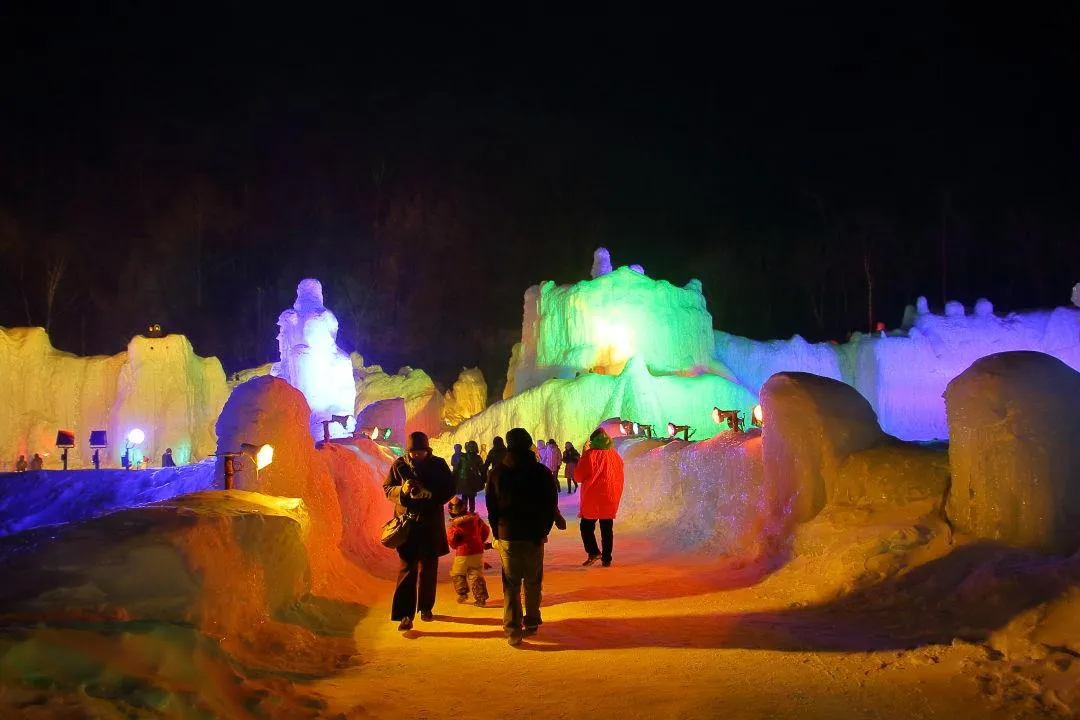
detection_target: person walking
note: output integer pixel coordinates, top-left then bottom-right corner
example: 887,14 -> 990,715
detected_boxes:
562,441 -> 580,494
544,439 -> 562,486
455,440 -> 485,513
383,431 -> 456,631
446,496 -> 490,606
486,428 -> 565,646
482,436 -> 507,480
575,427 -> 625,567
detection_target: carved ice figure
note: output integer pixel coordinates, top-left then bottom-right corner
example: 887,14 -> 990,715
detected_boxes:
272,279 -> 356,439
591,247 -> 613,278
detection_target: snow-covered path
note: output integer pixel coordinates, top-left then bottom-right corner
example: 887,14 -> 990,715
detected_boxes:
314,493 -> 1029,720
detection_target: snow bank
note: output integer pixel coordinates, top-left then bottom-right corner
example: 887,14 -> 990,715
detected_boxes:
217,376 -> 374,597
0,490 -> 310,628
760,373 -> 884,525
945,351 -> 1080,553
0,460 -> 217,537
0,327 -> 227,470
441,367 -> 488,427
432,354 -> 755,458
506,267 -> 715,395
616,433 -> 774,557
318,439 -> 396,576
0,490 -> 367,717
272,279 -> 356,439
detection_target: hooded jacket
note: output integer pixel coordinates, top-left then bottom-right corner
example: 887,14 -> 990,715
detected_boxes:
447,512 -> 491,556
575,430 -> 625,520
486,431 -> 558,542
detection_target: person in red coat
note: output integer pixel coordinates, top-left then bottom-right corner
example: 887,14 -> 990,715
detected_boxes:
446,496 -> 491,606
575,427 -> 625,567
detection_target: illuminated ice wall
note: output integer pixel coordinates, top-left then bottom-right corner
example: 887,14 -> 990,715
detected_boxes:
715,296 -> 1080,441
506,265 -> 716,395
272,279 -> 356,439
0,327 -> 228,469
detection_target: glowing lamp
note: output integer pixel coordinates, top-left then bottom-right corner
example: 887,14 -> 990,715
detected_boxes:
382,427 -> 392,440
667,423 -> 691,441
712,407 -> 745,433
371,426 -> 380,440
632,422 -> 639,435
255,444 -> 274,470
127,428 -> 145,445
751,404 -> 764,427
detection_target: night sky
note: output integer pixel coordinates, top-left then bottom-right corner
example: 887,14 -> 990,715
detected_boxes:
2,5 -> 1079,392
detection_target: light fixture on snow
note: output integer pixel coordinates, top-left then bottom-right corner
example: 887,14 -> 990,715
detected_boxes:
712,407 -> 745,433
751,404 -> 764,428
123,428 -> 145,470
89,430 -> 108,470
218,443 -> 274,490
667,423 -> 691,441
55,430 -> 75,471
320,414 -> 353,442
382,427 -> 392,441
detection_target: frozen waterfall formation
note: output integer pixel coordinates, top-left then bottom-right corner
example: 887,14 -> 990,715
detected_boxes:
0,327 -> 227,470
272,279 -> 356,440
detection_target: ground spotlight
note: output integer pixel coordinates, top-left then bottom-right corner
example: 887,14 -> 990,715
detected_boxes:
712,407 -> 745,432
751,404 -> 764,428
89,430 -> 108,470
55,430 -> 75,471
666,423 -> 691,441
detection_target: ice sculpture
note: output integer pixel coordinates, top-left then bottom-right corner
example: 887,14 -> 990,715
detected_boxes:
506,266 -> 716,395
441,367 -> 488,427
590,247 -> 612,278
271,279 -> 356,439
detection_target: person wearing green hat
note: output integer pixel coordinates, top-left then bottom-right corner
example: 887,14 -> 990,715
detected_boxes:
574,427 -> 625,567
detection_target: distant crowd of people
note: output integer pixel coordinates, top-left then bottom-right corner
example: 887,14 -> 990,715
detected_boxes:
9,448 -> 178,472
383,425 -> 625,645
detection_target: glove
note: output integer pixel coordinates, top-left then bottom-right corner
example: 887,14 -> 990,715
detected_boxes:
411,487 -> 432,500
554,513 -> 567,531
400,480 -> 413,496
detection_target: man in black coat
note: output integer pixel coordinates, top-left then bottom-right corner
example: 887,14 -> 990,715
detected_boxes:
486,427 -> 564,646
383,431 -> 456,630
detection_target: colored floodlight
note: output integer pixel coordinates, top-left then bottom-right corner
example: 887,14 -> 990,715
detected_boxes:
751,404 -> 764,427
127,428 -> 145,445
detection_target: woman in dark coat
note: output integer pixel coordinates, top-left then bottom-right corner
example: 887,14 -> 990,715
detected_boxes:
383,431 -> 456,630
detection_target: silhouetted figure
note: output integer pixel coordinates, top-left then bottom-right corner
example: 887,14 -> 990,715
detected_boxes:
383,432 -> 455,631
161,448 -> 176,467
29,453 -> 44,471
15,455 -> 28,472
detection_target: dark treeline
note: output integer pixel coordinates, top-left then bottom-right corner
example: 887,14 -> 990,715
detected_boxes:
2,6 -> 1079,393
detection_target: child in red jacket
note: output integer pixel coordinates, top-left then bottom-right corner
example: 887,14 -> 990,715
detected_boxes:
446,496 -> 490,606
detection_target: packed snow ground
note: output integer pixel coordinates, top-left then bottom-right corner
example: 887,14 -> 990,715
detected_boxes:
312,492 -> 1080,720
3,488 -> 1076,719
